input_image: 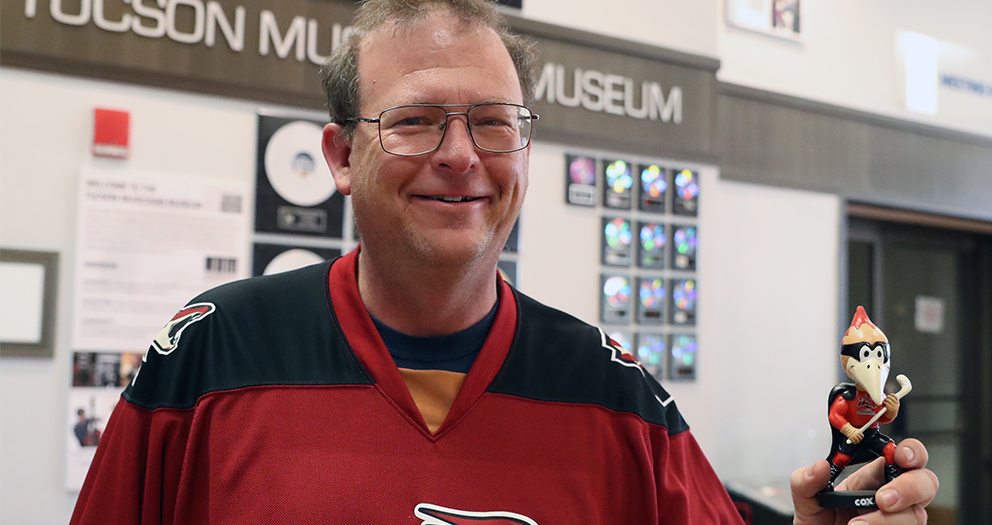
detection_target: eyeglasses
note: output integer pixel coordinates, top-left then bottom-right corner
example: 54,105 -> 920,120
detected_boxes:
344,103 -> 539,156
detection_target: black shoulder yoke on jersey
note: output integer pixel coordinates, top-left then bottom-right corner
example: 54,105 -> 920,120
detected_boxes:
123,259 -> 688,435
491,291 -> 689,435
122,261 -> 371,409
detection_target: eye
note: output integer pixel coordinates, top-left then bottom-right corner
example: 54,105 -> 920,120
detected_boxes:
860,346 -> 871,360
876,349 -> 883,359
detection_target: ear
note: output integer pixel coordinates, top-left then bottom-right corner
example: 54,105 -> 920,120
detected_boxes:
322,122 -> 353,196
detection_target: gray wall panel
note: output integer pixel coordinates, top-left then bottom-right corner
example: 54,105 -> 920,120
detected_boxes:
718,83 -> 992,221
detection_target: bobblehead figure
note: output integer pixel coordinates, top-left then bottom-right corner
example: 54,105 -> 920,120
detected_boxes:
817,306 -> 913,509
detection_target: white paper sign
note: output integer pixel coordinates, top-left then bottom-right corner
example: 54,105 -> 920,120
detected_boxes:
67,169 -> 250,490
914,295 -> 945,334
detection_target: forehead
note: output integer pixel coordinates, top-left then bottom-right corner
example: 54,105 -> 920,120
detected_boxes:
356,12 -> 522,109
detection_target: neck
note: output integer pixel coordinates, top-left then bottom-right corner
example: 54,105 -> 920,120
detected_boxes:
356,246 -> 499,337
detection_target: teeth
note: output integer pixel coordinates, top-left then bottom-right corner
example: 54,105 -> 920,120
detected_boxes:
431,195 -> 475,202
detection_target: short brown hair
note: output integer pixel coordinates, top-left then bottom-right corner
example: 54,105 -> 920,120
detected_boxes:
320,0 -> 537,138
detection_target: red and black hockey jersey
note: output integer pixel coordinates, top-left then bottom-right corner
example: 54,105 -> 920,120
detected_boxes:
71,249 -> 743,524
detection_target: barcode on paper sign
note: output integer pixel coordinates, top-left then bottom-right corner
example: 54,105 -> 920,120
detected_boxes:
206,257 -> 237,274
221,194 -> 242,213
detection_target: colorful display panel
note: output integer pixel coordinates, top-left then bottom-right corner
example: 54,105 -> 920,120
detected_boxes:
671,224 -> 698,271
636,277 -> 666,324
638,164 -> 667,213
668,333 -> 697,380
602,217 -> 633,266
672,168 -> 699,216
607,329 -> 632,353
636,333 -> 666,382
637,221 -> 666,269
600,274 -> 631,323
602,159 -> 633,210
671,278 -> 697,325
565,155 -> 597,206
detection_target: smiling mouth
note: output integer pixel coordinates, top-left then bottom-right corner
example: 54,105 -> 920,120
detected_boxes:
422,195 -> 483,203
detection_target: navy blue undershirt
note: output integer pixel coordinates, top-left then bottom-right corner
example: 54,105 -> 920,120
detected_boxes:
371,300 -> 498,374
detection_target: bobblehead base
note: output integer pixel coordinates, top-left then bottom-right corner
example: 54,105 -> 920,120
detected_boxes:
816,489 -> 878,510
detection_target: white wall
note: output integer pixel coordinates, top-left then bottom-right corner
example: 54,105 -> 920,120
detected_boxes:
0,68 -> 316,524
520,0 -> 719,58
717,0 -> 992,137
522,0 -> 991,137
522,143 -> 841,481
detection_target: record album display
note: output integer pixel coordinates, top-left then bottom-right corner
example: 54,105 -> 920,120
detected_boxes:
636,333 -> 666,382
671,224 -> 698,271
670,278 -> 697,325
600,274 -> 631,323
565,155 -> 597,206
672,168 -> 699,216
602,159 -> 633,210
636,277 -> 666,324
637,221 -> 666,269
255,115 -> 344,237
497,259 -> 518,287
565,152 -> 702,379
602,217 -> 633,266
252,243 -> 341,277
638,164 -> 667,213
668,333 -> 697,380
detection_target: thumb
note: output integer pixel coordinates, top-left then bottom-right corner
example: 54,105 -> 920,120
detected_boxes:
791,460 -> 832,524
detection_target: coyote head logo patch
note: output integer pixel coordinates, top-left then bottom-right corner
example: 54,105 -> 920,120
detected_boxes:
414,503 -> 538,525
152,302 -> 215,355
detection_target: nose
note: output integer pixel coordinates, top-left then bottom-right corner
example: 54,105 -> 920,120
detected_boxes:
431,116 -> 480,174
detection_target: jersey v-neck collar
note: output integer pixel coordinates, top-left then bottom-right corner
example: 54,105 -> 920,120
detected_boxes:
326,249 -> 518,439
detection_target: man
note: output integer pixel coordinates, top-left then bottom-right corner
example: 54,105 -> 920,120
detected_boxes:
72,0 -> 936,523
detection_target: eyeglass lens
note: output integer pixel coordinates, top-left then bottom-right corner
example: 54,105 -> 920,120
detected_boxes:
377,104 -> 533,156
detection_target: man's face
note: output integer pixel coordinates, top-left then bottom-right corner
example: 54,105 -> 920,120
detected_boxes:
338,12 -> 529,269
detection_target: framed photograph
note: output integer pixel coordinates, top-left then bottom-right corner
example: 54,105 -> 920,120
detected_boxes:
725,0 -> 802,42
0,249 -> 59,357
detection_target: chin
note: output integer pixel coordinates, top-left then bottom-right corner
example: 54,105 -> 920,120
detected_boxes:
409,230 -> 499,268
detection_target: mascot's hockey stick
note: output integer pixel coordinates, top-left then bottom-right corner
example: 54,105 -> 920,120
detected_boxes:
847,374 -> 912,444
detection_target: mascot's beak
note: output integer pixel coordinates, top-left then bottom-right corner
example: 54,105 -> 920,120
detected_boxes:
846,356 -> 890,406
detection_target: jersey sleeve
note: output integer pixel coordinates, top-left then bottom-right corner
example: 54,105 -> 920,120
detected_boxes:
656,429 -> 744,524
69,398 -> 193,525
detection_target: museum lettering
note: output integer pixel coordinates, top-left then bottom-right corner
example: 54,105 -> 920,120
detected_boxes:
534,62 -> 683,123
22,0 -> 353,65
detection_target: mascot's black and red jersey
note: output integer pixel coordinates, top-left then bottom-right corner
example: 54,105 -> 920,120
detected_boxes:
71,249 -> 743,524
824,306 -> 900,488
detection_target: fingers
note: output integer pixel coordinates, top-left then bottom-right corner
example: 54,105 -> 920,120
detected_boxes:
875,469 -> 939,514
846,504 -> 928,525
836,457 -> 883,491
894,439 -> 928,470
790,460 -> 832,524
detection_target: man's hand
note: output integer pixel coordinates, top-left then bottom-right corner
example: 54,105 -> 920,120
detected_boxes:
841,423 -> 863,444
791,439 -> 938,525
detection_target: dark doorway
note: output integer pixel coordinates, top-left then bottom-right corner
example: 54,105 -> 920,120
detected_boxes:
847,207 -> 992,525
